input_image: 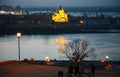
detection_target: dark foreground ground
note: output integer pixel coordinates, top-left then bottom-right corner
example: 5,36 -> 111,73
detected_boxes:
0,61 -> 120,77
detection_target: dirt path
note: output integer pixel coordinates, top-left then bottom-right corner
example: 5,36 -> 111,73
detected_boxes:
0,62 -> 120,77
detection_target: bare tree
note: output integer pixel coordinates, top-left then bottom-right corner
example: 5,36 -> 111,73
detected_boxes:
63,39 -> 95,62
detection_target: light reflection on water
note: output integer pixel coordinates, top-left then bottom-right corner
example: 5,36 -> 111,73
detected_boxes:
0,33 -> 120,61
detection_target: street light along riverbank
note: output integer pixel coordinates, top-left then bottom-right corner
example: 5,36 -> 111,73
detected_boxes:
17,32 -> 21,64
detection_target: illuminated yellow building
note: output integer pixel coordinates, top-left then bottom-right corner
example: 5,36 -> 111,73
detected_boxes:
52,5 -> 68,23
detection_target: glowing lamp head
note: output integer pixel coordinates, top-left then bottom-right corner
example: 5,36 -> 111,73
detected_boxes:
45,56 -> 49,60
17,33 -> 21,37
105,55 -> 109,59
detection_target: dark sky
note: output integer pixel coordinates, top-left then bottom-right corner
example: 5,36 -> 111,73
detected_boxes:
0,0 -> 120,7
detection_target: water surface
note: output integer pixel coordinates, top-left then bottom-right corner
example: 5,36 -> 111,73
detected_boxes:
0,33 -> 120,61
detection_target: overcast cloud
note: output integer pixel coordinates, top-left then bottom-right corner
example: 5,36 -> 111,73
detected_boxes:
0,0 -> 120,7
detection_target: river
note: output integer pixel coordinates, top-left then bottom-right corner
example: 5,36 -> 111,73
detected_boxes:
0,33 -> 120,61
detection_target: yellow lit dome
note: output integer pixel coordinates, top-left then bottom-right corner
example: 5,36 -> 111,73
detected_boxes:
52,5 -> 68,23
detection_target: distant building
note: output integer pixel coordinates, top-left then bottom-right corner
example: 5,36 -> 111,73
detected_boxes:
116,17 -> 120,24
84,18 -> 110,25
0,5 -> 23,15
52,5 -> 68,23
15,6 -> 22,15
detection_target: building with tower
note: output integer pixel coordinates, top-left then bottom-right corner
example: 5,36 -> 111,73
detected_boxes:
52,5 -> 68,23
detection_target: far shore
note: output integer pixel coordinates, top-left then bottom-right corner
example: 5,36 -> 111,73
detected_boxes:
0,24 -> 120,35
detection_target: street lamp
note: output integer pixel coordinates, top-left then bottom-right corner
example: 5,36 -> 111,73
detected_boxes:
105,55 -> 109,60
17,33 -> 21,63
45,56 -> 49,61
45,56 -> 50,65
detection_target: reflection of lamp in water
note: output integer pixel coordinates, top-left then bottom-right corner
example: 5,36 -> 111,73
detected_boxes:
17,33 -> 21,64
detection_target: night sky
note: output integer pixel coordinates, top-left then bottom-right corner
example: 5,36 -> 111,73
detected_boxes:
0,0 -> 120,7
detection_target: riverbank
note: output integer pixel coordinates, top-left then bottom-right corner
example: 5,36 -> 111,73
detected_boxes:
0,61 -> 120,77
0,13 -> 120,35
1,60 -> 120,67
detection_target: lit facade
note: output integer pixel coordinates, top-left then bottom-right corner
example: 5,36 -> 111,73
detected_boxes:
52,6 -> 68,23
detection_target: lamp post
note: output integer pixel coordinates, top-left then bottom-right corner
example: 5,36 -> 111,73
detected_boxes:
105,55 -> 111,71
45,56 -> 49,65
17,33 -> 21,63
45,56 -> 49,62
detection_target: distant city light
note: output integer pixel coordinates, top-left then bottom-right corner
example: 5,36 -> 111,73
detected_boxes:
0,11 -> 5,14
80,20 -> 84,24
11,12 -> 15,15
101,60 -> 105,63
